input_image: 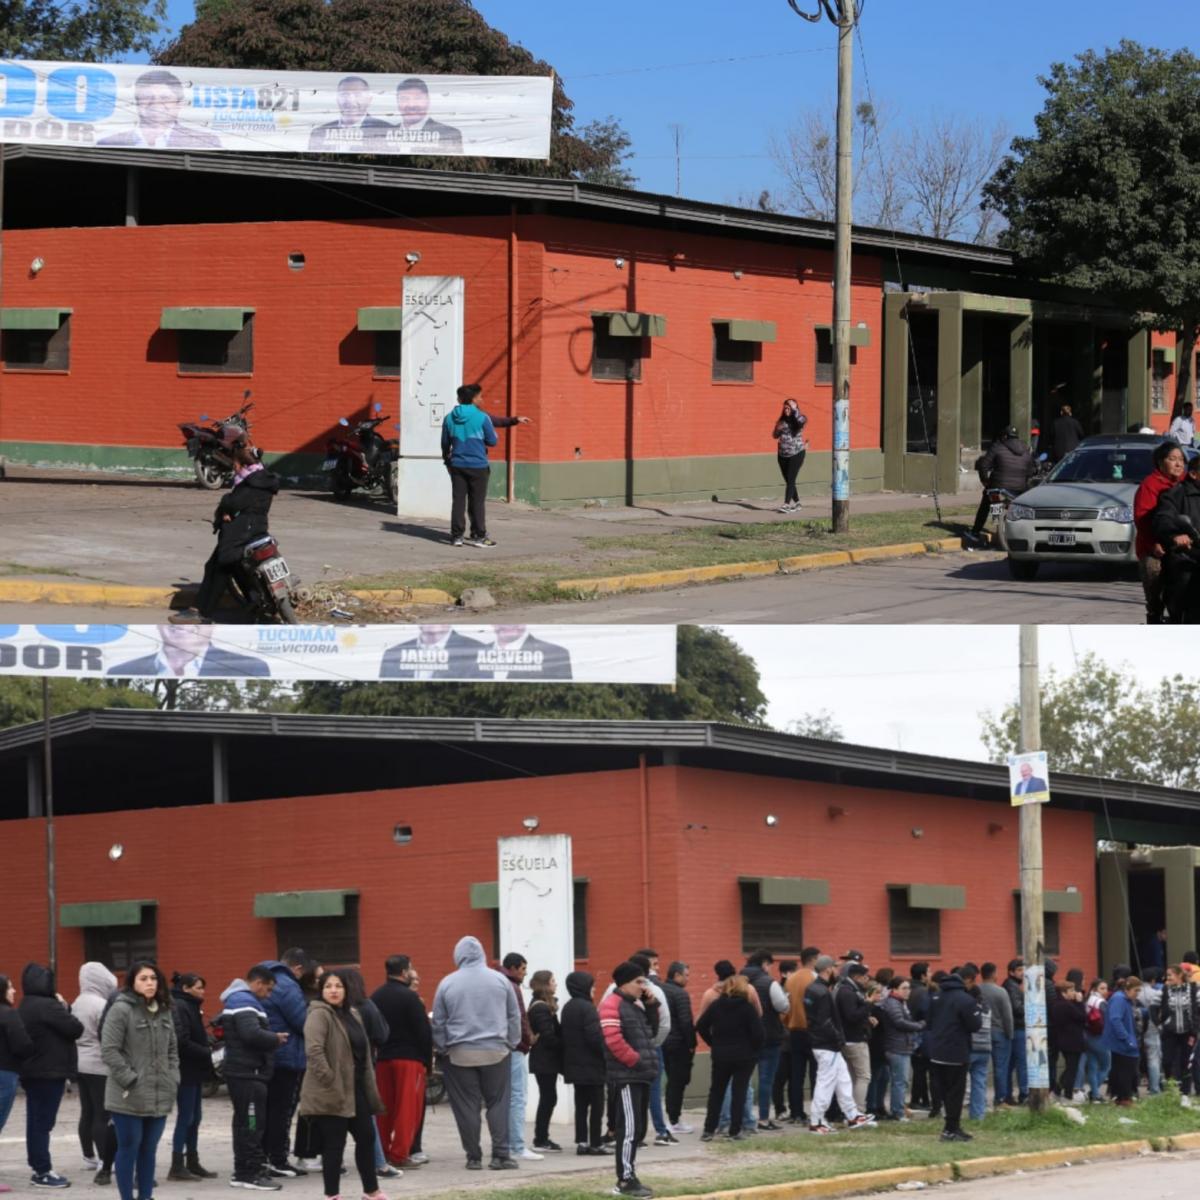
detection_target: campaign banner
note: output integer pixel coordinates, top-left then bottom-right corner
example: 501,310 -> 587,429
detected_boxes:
0,624 -> 675,684
1008,750 -> 1050,807
0,61 -> 553,158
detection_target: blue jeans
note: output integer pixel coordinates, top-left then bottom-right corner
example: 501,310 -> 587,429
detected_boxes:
112,1113 -> 166,1200
509,1052 -> 528,1154
649,1047 -> 668,1136
718,1082 -> 756,1130
1145,1036 -> 1162,1095
866,1059 -> 890,1114
886,1053 -> 910,1117
22,1077 -> 66,1175
172,1083 -> 202,1154
991,1031 -> 1012,1103
1086,1035 -> 1111,1099
756,1044 -> 782,1121
0,1070 -> 17,1138
968,1052 -> 990,1120
1009,1031 -> 1028,1100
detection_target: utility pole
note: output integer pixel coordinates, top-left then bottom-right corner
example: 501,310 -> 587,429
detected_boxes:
1018,625 -> 1048,1113
42,677 -> 57,975
787,0 -> 857,532
669,124 -> 683,197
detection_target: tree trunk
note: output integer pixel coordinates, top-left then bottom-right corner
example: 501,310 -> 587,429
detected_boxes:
1176,323 -> 1198,418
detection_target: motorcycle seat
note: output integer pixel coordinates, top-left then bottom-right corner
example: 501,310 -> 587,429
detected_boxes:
244,535 -> 275,552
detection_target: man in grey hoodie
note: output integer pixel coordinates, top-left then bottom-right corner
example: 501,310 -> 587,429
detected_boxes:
431,936 -> 521,1171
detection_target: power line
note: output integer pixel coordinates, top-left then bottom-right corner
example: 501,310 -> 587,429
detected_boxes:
563,46 -> 833,81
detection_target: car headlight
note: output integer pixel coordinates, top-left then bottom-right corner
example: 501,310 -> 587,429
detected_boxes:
1097,505 -> 1133,523
1007,504 -> 1036,521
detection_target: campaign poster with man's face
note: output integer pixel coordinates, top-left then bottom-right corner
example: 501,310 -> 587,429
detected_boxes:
1008,750 -> 1050,807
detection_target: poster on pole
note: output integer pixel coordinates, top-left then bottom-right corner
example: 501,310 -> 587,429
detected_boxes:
0,61 -> 553,159
1023,963 -> 1050,1089
0,624 -> 676,683
1008,750 -> 1050,807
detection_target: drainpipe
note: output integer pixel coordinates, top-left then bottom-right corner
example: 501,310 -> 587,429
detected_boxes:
639,752 -> 651,944
506,204 -> 518,503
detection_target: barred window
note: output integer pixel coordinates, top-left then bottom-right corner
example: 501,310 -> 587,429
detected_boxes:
740,881 -> 802,955
179,315 -> 254,374
2,316 -> 71,371
276,894 -> 360,965
592,316 -> 643,382
888,888 -> 940,956
84,908 -> 157,977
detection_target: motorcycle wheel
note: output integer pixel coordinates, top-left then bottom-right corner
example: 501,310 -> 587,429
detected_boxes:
991,515 -> 1008,552
387,461 -> 399,508
195,457 -> 228,490
275,594 -> 299,625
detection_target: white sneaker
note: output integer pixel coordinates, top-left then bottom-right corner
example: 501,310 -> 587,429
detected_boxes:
516,1149 -> 543,1161
669,1122 -> 694,1134
82,1159 -> 100,1171
296,1159 -> 322,1171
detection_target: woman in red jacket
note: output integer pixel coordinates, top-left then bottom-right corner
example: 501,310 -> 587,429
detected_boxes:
1134,441 -> 1187,623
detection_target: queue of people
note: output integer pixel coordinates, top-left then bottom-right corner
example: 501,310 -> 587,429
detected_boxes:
3,944 -> 1198,1200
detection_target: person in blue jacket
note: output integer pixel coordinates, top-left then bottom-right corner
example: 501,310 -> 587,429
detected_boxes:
1100,975 -> 1141,1106
440,383 -> 530,549
255,951 -> 310,1176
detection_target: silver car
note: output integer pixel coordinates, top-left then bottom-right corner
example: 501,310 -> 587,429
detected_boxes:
1002,435 -> 1172,580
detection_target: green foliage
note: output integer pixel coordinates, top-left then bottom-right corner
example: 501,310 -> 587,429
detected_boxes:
0,0 -> 166,59
159,0 -> 632,182
980,652 -> 1200,789
787,711 -> 844,741
150,678 -> 297,713
0,678 -> 157,730
295,626 -> 768,725
985,41 -> 1200,344
574,117 -> 637,188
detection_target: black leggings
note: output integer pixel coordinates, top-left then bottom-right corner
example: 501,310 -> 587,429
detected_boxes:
1108,1052 -> 1138,1102
313,1108 -> 377,1198
574,1083 -> 604,1148
778,452 -> 805,504
533,1073 -> 557,1145
705,1059 -> 756,1137
78,1073 -> 109,1160
1059,1051 -> 1082,1097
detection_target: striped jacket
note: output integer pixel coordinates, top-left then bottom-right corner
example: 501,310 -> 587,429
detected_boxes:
599,989 -> 659,1085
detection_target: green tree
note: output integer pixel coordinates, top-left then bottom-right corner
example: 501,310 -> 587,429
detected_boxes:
574,116 -> 636,188
0,677 -> 157,730
159,0 -> 632,182
984,41 -> 1200,410
0,0 -> 166,59
295,626 -> 768,724
787,711 -> 844,741
979,653 -> 1200,789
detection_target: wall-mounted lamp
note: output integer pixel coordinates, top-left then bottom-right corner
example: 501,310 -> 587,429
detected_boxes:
393,824 -> 413,845
987,821 -> 1005,835
765,814 -> 779,828
827,805 -> 847,820
30,257 -> 45,275
614,257 -> 626,269
108,843 -> 124,861
732,269 -> 744,280
522,816 -> 540,832
405,251 -> 421,266
911,827 -> 924,839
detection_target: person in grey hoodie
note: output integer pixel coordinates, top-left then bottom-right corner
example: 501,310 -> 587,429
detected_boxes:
431,936 -> 521,1171
100,961 -> 180,1200
978,964 -> 1013,1109
73,963 -> 118,1175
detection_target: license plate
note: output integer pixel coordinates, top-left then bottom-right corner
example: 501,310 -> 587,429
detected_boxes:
1048,532 -> 1076,546
321,458 -> 338,470
262,558 -> 290,583
989,504 -> 1005,519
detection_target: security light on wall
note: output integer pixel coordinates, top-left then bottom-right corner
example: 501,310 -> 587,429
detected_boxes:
911,827 -> 924,839
764,814 -> 779,828
522,816 -> 540,831
733,269 -> 744,280
30,257 -> 45,275
405,251 -> 421,265
108,844 -> 124,861
614,257 -> 626,269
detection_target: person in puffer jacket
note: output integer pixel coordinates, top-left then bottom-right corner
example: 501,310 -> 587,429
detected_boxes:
1156,964 -> 1198,1093
560,972 -> 606,1155
600,962 -> 660,1198
881,979 -> 924,1119
440,383 -> 499,548
73,963 -> 118,1174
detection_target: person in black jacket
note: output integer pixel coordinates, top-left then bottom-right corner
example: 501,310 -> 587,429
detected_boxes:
1051,401 -> 1084,463
926,972 -> 983,1142
171,435 -> 281,623
19,962 -> 84,1188
696,975 -> 763,1141
1002,959 -> 1027,1105
804,956 -> 874,1134
971,426 -> 1035,538
1154,455 -> 1200,622
370,956 -> 432,1170
527,971 -> 563,1152
168,973 -> 217,1182
660,963 -> 696,1134
1049,980 -> 1086,1099
834,964 -> 875,1118
560,972 -> 606,1156
0,974 -> 35,1146
908,963 -> 932,1109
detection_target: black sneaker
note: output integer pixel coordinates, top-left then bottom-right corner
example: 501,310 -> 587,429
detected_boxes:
613,1180 -> 654,1199
488,1157 -> 518,1170
266,1165 -> 298,1178
229,1178 -> 280,1191
94,1170 -> 112,1187
532,1140 -> 562,1152
465,1158 -> 483,1171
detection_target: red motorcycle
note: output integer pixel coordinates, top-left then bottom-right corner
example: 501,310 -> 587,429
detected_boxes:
323,402 -> 399,505
178,390 -> 254,489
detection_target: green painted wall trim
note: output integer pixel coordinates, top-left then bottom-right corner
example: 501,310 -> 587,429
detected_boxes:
742,875 -> 830,906
902,883 -> 966,910
1011,888 -> 1082,914
470,881 -> 500,910
254,889 -> 356,918
60,899 -> 156,928
358,307 -> 403,332
716,319 -> 778,344
596,311 -> 667,338
1,307 -> 71,330
161,307 -> 253,331
1093,815 -> 1200,846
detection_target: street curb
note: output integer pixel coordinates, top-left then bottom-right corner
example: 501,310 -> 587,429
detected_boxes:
0,579 -> 456,610
556,535 -> 967,597
667,1136 -> 1159,1200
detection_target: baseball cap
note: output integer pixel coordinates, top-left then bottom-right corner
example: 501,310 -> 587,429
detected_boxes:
839,949 -> 865,963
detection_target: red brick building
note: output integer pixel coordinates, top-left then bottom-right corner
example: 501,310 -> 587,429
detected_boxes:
0,145 -> 1183,505
2,711 -> 1197,1004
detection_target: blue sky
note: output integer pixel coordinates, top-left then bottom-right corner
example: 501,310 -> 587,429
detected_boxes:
159,0 -> 1195,204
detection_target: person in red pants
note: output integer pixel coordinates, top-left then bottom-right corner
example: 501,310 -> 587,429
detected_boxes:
370,957 -> 431,1169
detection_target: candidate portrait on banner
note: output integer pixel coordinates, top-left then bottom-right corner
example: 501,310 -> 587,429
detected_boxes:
1008,751 -> 1050,806
474,625 -> 573,681
106,624 -> 270,679
97,69 -> 222,150
307,75 -> 392,152
383,76 -> 463,153
378,624 -> 485,681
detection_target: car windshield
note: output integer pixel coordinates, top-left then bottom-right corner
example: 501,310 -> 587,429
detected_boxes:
1046,446 -> 1153,485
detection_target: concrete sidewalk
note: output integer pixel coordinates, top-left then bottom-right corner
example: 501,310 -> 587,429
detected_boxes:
0,466 -> 957,592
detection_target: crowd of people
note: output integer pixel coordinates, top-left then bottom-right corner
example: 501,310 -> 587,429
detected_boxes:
1,943 -> 1198,1200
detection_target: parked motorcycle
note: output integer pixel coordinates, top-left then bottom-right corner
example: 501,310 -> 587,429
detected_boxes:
202,1018 -> 225,1099
323,402 -> 399,506
227,534 -> 302,624
179,390 -> 255,489
985,486 -> 1016,551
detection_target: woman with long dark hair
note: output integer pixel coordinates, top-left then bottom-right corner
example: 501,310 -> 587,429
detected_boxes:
167,972 -> 216,1181
1133,440 -> 1187,623
100,961 -> 180,1200
298,971 -> 387,1200
528,970 -> 563,1152
0,974 -> 34,1193
772,398 -> 808,513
